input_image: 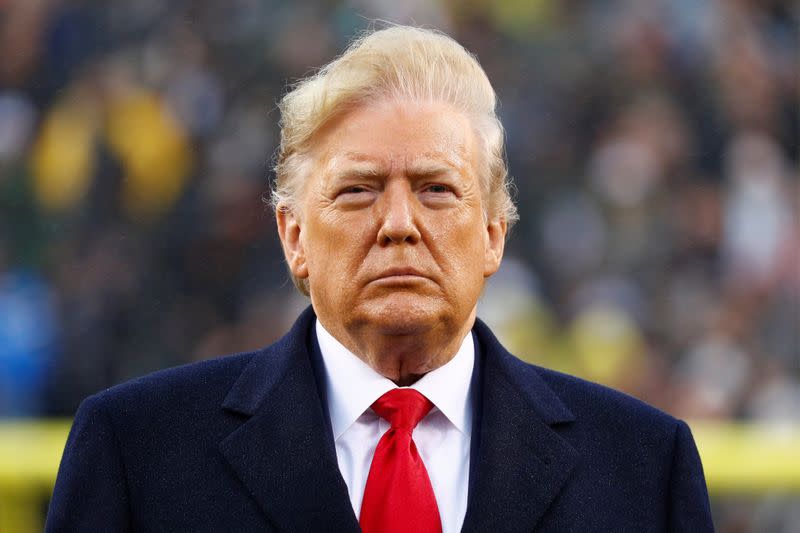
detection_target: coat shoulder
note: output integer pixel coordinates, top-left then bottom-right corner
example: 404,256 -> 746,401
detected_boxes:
84,350 -> 258,416
513,355 -> 681,442
474,318 -> 679,434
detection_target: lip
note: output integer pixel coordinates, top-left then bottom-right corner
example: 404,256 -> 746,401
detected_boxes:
371,267 -> 429,282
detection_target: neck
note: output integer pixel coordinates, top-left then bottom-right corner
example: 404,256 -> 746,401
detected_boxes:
320,308 -> 477,385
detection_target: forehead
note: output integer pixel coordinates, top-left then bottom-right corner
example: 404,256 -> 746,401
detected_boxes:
310,99 -> 478,178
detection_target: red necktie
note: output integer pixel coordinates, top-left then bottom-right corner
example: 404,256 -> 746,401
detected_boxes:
359,388 -> 442,533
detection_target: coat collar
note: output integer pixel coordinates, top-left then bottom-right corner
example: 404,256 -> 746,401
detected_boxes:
219,307 -> 577,532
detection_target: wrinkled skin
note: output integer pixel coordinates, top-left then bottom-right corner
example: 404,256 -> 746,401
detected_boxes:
277,99 -> 506,385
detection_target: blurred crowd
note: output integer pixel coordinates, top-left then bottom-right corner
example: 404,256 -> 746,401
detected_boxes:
0,0 -> 798,529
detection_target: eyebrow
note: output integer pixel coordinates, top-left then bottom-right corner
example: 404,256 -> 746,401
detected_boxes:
325,149 -> 468,181
406,161 -> 458,178
326,154 -> 389,181
406,149 -> 470,178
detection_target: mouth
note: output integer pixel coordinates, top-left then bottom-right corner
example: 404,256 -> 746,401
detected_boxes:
371,267 -> 430,284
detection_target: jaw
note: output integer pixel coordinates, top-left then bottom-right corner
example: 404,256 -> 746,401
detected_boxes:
345,287 -> 456,336
318,293 -> 478,385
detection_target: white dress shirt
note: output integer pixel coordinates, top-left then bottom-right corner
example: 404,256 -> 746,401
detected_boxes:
315,320 -> 474,533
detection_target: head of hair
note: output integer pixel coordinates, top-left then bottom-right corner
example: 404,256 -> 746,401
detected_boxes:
271,24 -> 517,295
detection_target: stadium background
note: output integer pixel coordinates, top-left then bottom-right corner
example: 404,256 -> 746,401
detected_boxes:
0,0 -> 798,531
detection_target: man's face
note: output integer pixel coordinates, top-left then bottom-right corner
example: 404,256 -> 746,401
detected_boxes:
278,98 -> 505,373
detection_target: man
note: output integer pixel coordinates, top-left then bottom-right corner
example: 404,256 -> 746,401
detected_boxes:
47,26 -> 714,532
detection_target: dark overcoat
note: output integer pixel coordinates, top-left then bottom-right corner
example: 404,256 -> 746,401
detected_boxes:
47,306 -> 714,532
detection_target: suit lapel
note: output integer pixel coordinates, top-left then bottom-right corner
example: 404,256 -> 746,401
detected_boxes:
216,308 -> 577,532
218,307 -> 360,532
462,320 -> 579,533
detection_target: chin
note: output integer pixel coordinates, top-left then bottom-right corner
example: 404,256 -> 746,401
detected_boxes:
357,294 -> 446,336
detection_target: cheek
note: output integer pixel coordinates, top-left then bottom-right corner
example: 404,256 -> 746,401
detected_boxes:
304,218 -> 372,283
430,218 -> 488,278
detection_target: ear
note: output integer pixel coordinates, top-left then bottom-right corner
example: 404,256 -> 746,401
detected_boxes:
483,217 -> 507,278
276,204 -> 309,280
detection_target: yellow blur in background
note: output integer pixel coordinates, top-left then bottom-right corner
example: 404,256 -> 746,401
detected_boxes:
1,419 -> 800,532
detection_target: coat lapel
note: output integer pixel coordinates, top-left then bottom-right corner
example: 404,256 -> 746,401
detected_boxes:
218,307 -> 360,532
462,320 -> 579,533
216,308 -> 577,532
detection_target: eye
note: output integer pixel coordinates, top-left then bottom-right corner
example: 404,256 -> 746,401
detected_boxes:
336,185 -> 377,198
341,185 -> 370,194
334,184 -> 377,208
423,184 -> 452,194
418,182 -> 458,208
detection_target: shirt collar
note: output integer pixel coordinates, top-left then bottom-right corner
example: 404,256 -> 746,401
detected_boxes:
315,319 -> 474,441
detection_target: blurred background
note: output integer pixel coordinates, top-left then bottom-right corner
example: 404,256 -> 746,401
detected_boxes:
0,0 -> 797,530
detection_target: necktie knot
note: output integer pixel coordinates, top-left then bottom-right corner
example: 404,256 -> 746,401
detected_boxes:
371,388 -> 434,431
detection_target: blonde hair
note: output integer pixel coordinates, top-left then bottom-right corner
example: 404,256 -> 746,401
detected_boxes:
271,25 -> 518,294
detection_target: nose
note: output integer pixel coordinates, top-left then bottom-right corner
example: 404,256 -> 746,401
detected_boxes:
376,180 -> 421,246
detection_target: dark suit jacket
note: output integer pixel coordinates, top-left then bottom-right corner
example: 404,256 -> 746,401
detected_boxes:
47,306 -> 714,532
